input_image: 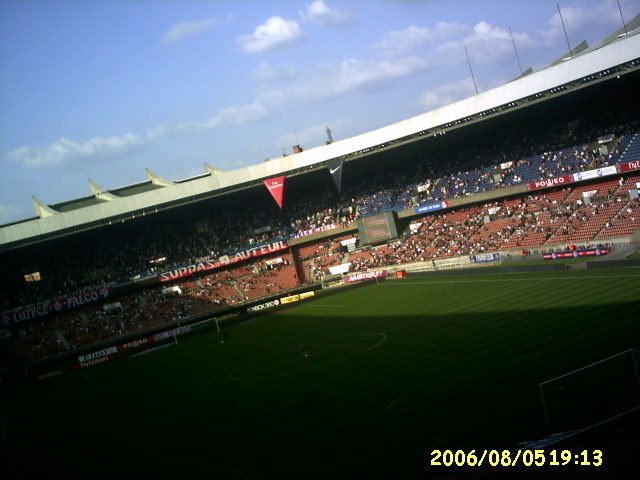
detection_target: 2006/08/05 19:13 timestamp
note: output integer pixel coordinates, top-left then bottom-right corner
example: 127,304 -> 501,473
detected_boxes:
430,449 -> 603,469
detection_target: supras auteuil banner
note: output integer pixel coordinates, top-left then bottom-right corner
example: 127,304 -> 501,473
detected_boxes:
159,240 -> 288,282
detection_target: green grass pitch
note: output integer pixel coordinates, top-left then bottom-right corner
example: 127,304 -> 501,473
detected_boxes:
2,268 -> 640,479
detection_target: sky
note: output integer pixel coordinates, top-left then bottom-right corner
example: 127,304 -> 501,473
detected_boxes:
1,0 -> 639,224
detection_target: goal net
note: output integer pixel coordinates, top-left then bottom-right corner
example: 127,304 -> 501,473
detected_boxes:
539,348 -> 640,428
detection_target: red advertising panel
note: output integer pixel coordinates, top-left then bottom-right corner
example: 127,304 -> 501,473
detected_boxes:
73,354 -> 115,370
264,175 -> 285,209
543,248 -> 609,260
617,161 -> 640,173
343,270 -> 388,283
527,175 -> 574,191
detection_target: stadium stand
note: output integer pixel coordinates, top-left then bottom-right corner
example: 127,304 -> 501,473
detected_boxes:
5,170 -> 638,364
2,53 -> 640,368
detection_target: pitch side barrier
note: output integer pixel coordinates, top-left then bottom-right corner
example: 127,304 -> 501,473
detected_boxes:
408,263 -> 568,277
241,274 -> 389,320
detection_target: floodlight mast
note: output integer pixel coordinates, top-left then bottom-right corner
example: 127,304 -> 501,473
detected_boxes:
616,0 -> 628,37
557,3 -> 573,59
509,26 -> 524,76
464,46 -> 479,95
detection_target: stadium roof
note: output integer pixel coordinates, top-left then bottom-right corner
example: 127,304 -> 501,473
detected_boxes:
1,27 -> 640,250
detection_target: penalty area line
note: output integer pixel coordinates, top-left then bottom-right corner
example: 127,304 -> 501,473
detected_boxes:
226,464 -> 253,480
564,404 -> 640,441
385,396 -> 402,411
78,371 -> 95,383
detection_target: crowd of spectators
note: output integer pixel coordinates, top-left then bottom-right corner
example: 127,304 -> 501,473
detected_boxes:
343,183 -> 636,272
3,172 -> 638,365
2,108 -> 640,362
8,288 -> 193,361
3,253 -> 302,363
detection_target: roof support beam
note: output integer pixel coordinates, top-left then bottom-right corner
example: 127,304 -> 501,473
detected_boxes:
204,163 -> 224,175
32,195 -> 57,218
145,168 -> 174,187
88,179 -> 118,200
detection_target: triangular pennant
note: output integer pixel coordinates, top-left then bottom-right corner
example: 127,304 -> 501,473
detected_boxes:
263,176 -> 285,209
328,159 -> 344,194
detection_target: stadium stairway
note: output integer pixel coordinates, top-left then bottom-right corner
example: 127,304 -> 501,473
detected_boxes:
231,281 -> 244,299
54,329 -> 70,351
290,248 -> 306,284
619,131 -> 640,163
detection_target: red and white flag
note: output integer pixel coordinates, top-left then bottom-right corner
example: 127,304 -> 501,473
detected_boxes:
263,175 -> 285,209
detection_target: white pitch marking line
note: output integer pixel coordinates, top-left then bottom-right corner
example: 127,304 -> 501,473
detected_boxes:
385,396 -> 402,411
226,464 -> 253,480
382,274 -> 640,285
79,372 -> 95,382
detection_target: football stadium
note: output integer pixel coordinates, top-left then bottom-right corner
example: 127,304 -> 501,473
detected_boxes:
2,9 -> 640,480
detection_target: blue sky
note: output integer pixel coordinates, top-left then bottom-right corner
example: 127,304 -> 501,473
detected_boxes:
1,0 -> 639,224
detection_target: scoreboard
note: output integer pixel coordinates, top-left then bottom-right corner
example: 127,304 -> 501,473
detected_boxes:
358,211 -> 398,245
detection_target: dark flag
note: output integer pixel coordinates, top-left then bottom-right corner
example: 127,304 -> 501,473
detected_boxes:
328,159 -> 344,194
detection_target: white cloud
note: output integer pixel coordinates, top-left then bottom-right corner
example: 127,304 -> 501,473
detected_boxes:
5,101 -> 269,168
374,22 -> 468,55
438,21 -> 534,65
374,25 -> 435,54
161,18 -> 218,44
332,57 -> 427,93
550,1 -> 624,30
253,62 -> 298,82
6,133 -> 143,168
0,204 -> 23,224
145,126 -> 171,140
539,0 -> 628,46
419,78 -> 477,110
238,16 -> 303,54
259,56 -> 429,105
300,0 -> 350,26
180,102 -> 269,130
159,102 -> 270,133
217,102 -> 269,124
